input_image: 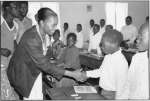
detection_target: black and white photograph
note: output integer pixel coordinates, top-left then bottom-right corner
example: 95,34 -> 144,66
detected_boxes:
1,0 -> 149,100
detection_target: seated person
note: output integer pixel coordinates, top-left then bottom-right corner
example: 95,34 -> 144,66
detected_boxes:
51,29 -> 64,59
81,30 -> 128,99
56,33 -> 81,87
122,23 -> 149,99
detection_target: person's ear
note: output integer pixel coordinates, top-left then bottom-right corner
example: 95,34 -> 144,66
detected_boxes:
39,20 -> 44,27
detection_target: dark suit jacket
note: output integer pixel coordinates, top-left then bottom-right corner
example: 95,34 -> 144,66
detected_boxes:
7,26 -> 65,97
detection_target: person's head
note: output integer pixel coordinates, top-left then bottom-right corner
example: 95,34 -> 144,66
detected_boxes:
67,33 -> 77,47
64,22 -> 69,31
53,29 -> 60,41
136,23 -> 149,52
100,19 -> 105,28
37,7 -> 58,36
93,24 -> 100,34
76,24 -> 82,32
90,19 -> 95,27
2,1 -> 20,18
19,1 -> 28,18
146,16 -> 149,23
125,16 -> 132,25
105,25 -> 113,31
100,30 -> 123,55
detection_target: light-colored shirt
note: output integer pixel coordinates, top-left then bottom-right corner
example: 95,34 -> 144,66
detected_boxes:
121,24 -> 138,44
86,49 -> 128,99
123,51 -> 149,99
88,31 -> 102,55
75,31 -> 84,48
100,26 -> 105,36
14,17 -> 32,44
1,16 -> 18,53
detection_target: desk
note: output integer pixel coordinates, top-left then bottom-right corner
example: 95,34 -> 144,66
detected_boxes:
79,53 -> 104,70
45,86 -> 106,100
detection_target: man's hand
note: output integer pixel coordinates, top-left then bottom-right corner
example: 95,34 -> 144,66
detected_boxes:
72,69 -> 88,82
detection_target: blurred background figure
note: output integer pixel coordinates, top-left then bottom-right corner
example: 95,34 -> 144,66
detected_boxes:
75,24 -> 84,49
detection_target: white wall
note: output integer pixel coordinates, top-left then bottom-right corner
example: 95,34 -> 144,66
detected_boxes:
128,1 -> 149,29
59,2 -> 105,41
59,1 -> 149,42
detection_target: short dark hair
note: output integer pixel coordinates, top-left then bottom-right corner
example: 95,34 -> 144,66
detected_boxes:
53,29 -> 60,37
90,19 -> 94,23
2,1 -> 17,12
100,19 -> 105,22
67,33 -> 77,41
64,22 -> 68,27
37,7 -> 57,23
126,16 -> 132,21
77,24 -> 82,29
102,29 -> 123,46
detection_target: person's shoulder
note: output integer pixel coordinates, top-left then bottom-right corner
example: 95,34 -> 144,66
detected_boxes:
132,51 -> 147,60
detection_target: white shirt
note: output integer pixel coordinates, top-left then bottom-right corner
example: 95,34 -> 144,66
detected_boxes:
100,26 -> 105,36
121,24 -> 138,44
75,31 -> 84,48
86,49 -> 128,99
88,31 -> 102,55
123,51 -> 149,99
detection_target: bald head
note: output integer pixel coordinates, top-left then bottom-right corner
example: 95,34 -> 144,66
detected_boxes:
137,23 -> 149,51
102,30 -> 123,46
100,30 -> 123,54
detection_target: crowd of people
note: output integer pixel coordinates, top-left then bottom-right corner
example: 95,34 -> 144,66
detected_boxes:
1,1 -> 149,100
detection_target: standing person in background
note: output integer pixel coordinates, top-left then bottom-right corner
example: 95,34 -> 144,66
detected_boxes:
14,1 -> 32,44
99,19 -> 106,36
121,16 -> 138,47
75,24 -> 84,49
63,22 -> 70,45
88,24 -> 102,56
88,19 -> 95,43
7,7 -> 84,100
1,1 -> 21,100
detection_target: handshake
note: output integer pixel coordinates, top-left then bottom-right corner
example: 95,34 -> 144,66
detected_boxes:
71,69 -> 88,82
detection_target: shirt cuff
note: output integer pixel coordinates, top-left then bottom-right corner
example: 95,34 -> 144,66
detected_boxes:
86,71 -> 93,78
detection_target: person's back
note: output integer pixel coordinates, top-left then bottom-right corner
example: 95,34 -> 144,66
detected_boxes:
127,51 -> 148,99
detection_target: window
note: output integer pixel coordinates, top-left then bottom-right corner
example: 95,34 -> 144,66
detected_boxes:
105,2 -> 128,31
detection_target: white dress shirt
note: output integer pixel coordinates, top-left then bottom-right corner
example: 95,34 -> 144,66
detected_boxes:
121,24 -> 138,44
88,31 -> 102,55
86,49 -> 128,99
75,31 -> 84,48
122,51 -> 149,99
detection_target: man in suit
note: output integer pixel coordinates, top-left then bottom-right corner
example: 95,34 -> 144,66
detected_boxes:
7,7 -> 83,100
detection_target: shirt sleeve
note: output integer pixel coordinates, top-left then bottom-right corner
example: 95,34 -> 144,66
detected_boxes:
86,68 -> 102,78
